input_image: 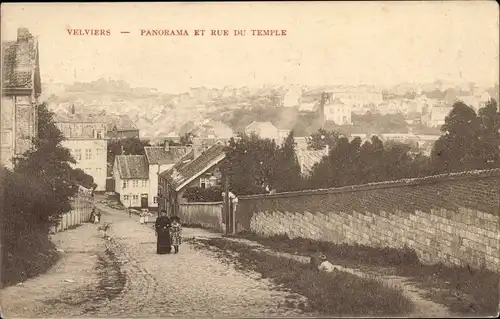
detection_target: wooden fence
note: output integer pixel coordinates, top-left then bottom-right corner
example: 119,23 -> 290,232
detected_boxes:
178,202 -> 224,232
50,192 -> 94,233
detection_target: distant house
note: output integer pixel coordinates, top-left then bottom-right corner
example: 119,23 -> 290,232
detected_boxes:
244,121 -> 290,144
107,114 -> 139,139
54,112 -> 108,191
283,86 -> 302,108
191,137 -> 232,158
294,137 -> 309,150
113,155 -> 149,208
112,145 -> 191,210
299,102 -> 318,112
158,144 -> 226,216
295,147 -> 328,177
457,96 -> 481,112
144,145 -> 192,210
421,106 -> 453,128
191,120 -> 234,139
323,97 -> 352,125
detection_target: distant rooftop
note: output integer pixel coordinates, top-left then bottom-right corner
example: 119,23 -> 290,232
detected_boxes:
115,155 -> 149,179
53,112 -> 108,123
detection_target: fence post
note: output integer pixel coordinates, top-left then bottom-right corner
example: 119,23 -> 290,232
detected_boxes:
224,175 -> 230,234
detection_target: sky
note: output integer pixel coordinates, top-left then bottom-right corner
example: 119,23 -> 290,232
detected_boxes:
2,2 -> 499,94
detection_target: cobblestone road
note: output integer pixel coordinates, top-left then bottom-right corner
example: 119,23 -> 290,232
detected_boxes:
1,203 -> 312,317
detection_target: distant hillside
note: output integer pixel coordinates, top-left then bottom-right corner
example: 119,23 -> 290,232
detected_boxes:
44,79 -> 190,138
44,79 -> 289,139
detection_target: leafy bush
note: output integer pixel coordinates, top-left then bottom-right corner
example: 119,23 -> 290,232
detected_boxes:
183,186 -> 223,202
1,103 -> 96,287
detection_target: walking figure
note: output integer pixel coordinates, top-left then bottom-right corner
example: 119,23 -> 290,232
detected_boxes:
94,209 -> 101,223
170,216 -> 182,254
98,223 -> 110,239
155,211 -> 172,254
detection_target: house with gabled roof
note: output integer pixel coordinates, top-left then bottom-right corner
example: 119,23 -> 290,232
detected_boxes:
157,144 -> 226,216
323,97 -> 352,125
144,144 -> 191,210
1,28 -> 42,169
113,155 -> 149,208
244,121 -> 290,144
106,114 -> 139,139
295,147 -> 329,177
111,144 -> 191,209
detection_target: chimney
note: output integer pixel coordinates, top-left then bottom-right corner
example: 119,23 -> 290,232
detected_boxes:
17,28 -> 33,42
192,137 -> 202,159
71,105 -> 75,115
164,140 -> 170,152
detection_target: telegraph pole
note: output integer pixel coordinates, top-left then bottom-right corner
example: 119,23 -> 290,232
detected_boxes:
224,174 -> 230,234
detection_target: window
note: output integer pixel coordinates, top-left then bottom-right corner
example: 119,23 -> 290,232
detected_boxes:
142,180 -> 147,187
153,196 -> 158,204
200,177 -> 210,188
96,149 -> 101,157
133,180 -> 139,188
133,195 -> 139,201
95,130 -> 103,139
96,168 -> 102,174
74,149 -> 82,161
85,149 -> 92,160
124,195 -> 129,201
85,168 -> 92,173
123,180 -> 128,189
1,131 -> 11,145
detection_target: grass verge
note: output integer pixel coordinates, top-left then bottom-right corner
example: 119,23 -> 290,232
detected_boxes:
193,237 -> 414,316
229,232 -> 499,316
181,223 -> 221,233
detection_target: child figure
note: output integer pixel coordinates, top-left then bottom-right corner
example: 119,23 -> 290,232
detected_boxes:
94,210 -> 101,224
170,216 -> 182,253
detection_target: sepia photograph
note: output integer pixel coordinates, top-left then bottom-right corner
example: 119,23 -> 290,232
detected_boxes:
0,1 -> 499,318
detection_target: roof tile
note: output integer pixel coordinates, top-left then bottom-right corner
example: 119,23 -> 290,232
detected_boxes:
144,146 -> 191,165
2,35 -> 37,89
115,155 -> 149,179
160,144 -> 226,191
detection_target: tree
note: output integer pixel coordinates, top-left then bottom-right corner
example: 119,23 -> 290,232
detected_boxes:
478,99 -> 500,167
107,137 -> 151,164
72,168 -> 96,189
15,104 -> 80,225
180,132 -> 195,145
307,128 -> 341,150
307,134 -> 432,190
275,131 -> 303,192
222,133 -> 279,195
221,132 -> 305,195
308,136 -> 363,188
430,102 -> 484,173
183,186 -> 223,202
1,104 -> 93,287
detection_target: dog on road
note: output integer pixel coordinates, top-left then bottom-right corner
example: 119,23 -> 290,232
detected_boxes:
98,223 -> 111,239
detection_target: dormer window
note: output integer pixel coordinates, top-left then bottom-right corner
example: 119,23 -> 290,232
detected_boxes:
94,130 -> 103,139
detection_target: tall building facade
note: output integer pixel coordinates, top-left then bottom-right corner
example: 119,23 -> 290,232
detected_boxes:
54,112 -> 108,191
1,28 -> 42,168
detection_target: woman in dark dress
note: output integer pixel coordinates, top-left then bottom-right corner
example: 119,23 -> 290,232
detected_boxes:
155,211 -> 172,254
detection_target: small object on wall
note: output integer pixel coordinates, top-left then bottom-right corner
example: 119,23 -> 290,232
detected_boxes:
310,252 -> 327,268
